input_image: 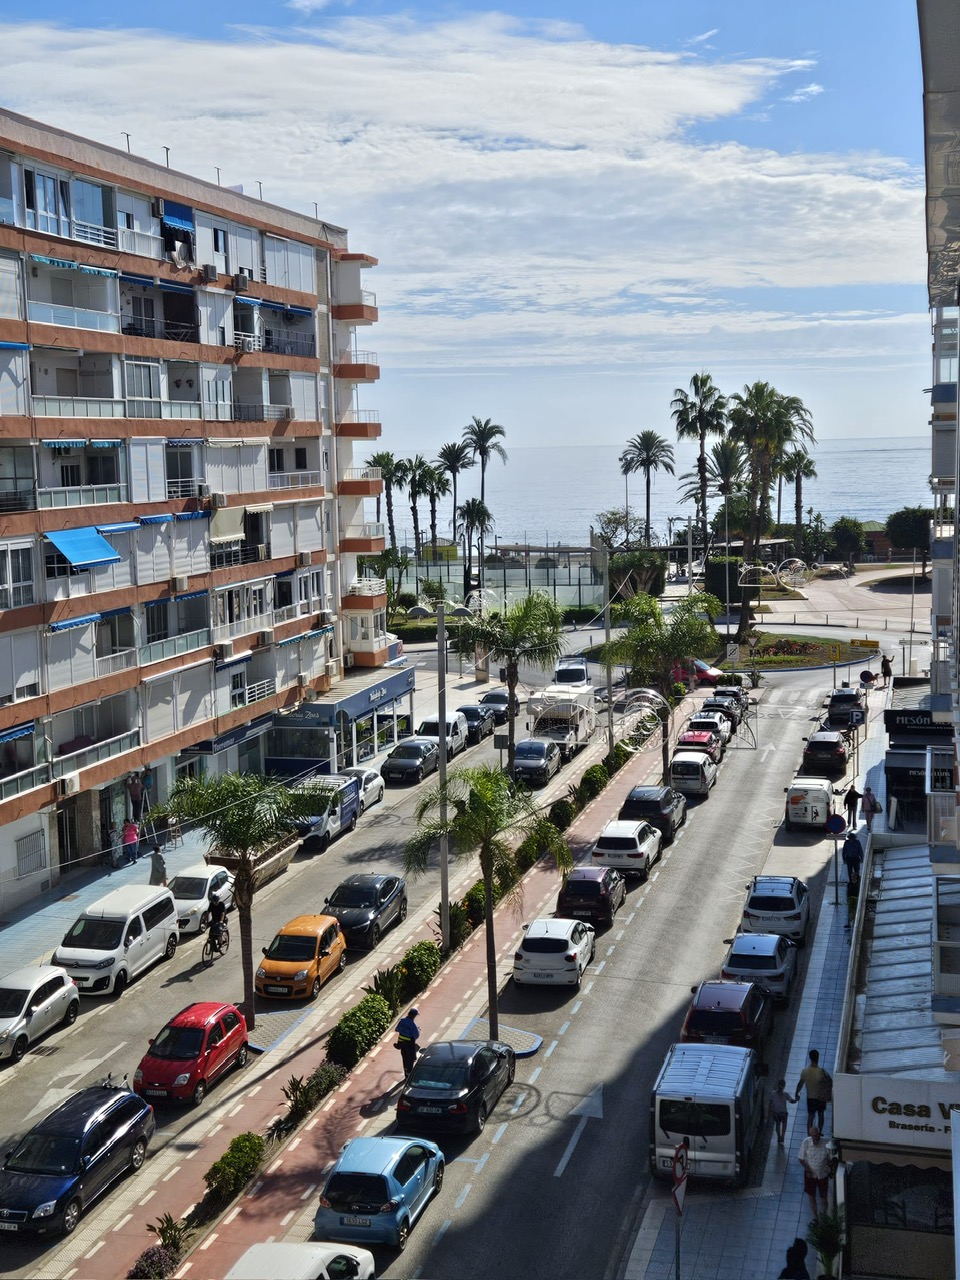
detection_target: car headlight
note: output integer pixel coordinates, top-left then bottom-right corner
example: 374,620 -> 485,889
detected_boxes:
293,969 -> 309,981
134,1068 -> 143,1082
0,1029 -> 9,1043
32,1201 -> 58,1219
94,957 -> 115,970
173,1073 -> 192,1087
256,967 -> 266,979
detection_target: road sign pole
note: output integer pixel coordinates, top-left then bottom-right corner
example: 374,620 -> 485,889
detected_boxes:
826,813 -> 847,907
672,1138 -> 689,1280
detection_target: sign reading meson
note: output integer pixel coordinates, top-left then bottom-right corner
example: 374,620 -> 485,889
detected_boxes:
834,1073 -> 960,1150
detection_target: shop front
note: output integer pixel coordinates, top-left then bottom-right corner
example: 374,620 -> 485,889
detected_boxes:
180,714 -> 274,777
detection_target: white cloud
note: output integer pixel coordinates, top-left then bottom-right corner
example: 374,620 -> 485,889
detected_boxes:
687,28 -> 720,45
785,82 -> 825,103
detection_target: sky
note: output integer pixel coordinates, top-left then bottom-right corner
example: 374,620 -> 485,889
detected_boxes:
0,1 -> 932,454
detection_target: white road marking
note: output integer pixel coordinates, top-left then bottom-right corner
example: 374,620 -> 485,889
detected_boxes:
223,1206 -> 243,1225
173,1264 -> 192,1279
615,929 -> 625,941
280,1209 -> 296,1226
595,961 -> 606,973
267,1157 -> 283,1173
582,981 -> 595,995
227,1103 -> 244,1117
475,1152 -> 489,1174
624,912 -> 635,925
606,946 -> 615,956
301,1182 -> 318,1201
558,1020 -> 570,1035
138,1190 -> 156,1206
544,1040 -> 559,1058
529,1067 -> 542,1084
112,1212 -> 132,1232
199,1232 -> 219,1250
570,999 -> 582,1015
554,1086 -> 604,1178
510,1091 -> 527,1114
162,1166 -> 181,1182
433,1220 -> 452,1244
83,1242 -> 104,1260
455,1183 -> 472,1208
491,1122 -> 508,1143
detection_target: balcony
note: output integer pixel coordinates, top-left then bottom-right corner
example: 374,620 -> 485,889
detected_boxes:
338,466 -> 383,497
339,522 -> 385,553
268,470 -> 322,491
342,576 -> 387,609
118,227 -> 164,259
38,483 -> 126,509
274,601 -> 317,623
263,330 -> 316,358
51,729 -> 141,778
333,350 -> 380,382
122,318 -> 200,343
334,409 -> 382,439
32,395 -> 125,418
213,613 -> 274,642
234,333 -> 263,353
72,220 -> 119,249
230,676 -> 277,709
126,399 -> 202,420
140,628 -> 211,666
94,648 -> 138,678
232,402 -> 294,422
347,576 -> 387,596
28,302 -> 120,334
0,489 -> 38,514
166,477 -> 206,499
331,289 -> 378,324
211,543 -> 271,571
0,761 -> 51,802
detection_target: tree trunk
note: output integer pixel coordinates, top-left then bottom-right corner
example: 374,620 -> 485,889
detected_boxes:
699,429 -> 709,564
659,704 -> 670,785
483,856 -> 499,1040
506,657 -> 520,776
385,485 -> 397,552
235,889 -> 257,1031
429,497 -> 439,562
411,501 -> 421,558
794,477 -> 803,560
645,472 -> 652,546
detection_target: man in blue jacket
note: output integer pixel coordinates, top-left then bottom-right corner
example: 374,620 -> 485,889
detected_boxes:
396,1008 -> 420,1078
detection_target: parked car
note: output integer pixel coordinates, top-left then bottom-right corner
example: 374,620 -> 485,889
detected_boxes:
669,750 -> 718,796
721,933 -> 798,1004
801,730 -> 849,777
456,704 -> 497,745
825,686 -> 864,728
675,729 -> 723,764
0,1081 -> 155,1235
133,1002 -> 248,1106
479,689 -> 521,724
673,659 -> 723,686
783,776 -> 837,831
341,767 -> 385,814
687,712 -> 732,744
168,863 -> 234,934
591,819 -> 662,878
380,739 -> 439,785
702,696 -> 741,729
741,875 -> 810,947
511,738 -> 562,787
513,918 -> 595,987
0,965 -> 79,1064
224,1243 -> 375,1280
713,684 -> 750,711
556,866 -> 626,926
680,980 -> 774,1062
396,1040 -> 515,1134
314,1135 -> 444,1251
256,915 -> 346,1000
324,874 -> 407,949
618,785 -> 687,844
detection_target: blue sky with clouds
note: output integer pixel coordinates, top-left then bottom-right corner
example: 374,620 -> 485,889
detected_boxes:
0,2 -> 930,450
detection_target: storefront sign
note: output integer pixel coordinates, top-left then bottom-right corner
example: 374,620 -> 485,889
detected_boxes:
835,1073 -> 960,1150
280,666 -> 415,729
884,708 -> 952,739
187,714 -> 273,755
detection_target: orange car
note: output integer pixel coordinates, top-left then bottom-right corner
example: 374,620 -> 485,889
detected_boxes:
255,915 -> 346,1000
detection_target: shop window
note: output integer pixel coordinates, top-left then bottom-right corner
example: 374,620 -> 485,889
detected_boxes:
846,1161 -> 953,1234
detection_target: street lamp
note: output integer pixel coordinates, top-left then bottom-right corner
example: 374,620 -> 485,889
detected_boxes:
408,601 -> 473,952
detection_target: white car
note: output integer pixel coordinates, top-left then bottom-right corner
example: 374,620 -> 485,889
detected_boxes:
225,1242 -> 376,1279
168,863 -> 235,934
341,767 -> 385,815
591,819 -> 662,878
687,712 -> 732,744
0,965 -> 79,1063
513,918 -> 595,988
721,932 -> 798,1003
740,876 -> 810,947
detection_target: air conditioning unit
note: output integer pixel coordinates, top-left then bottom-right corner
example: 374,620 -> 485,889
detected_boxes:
302,687 -> 319,702
240,336 -> 256,354
234,273 -> 249,294
260,628 -> 275,647
297,673 -> 311,688
343,652 -> 355,669
217,640 -> 235,661
202,263 -> 219,283
256,544 -> 268,561
172,575 -> 189,593
318,609 -> 333,625
211,491 -> 227,509
59,772 -> 81,797
297,551 -> 312,568
326,660 -> 339,678
151,197 -> 165,218
198,482 -> 211,498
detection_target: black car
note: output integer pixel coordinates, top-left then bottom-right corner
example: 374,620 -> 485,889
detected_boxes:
556,866 -> 626,927
826,687 -> 864,728
324,873 -> 407,949
680,980 -> 774,1063
456,704 -> 496,745
380,738 -> 439,785
0,1082 -> 155,1236
801,730 -> 849,777
618,785 -> 687,844
396,1039 -> 515,1134
479,690 -> 520,725
511,738 -> 561,787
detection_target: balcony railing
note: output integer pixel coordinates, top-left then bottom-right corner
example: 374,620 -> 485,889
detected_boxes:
38,483 -> 125,509
342,523 -> 385,541
361,289 -> 377,307
0,761 -> 50,801
72,220 -> 119,249
268,470 -> 322,490
140,628 -> 211,666
32,396 -> 125,418
335,350 -> 377,365
230,676 -> 277,709
273,602 -> 315,623
0,489 -> 37,514
341,467 -> 382,482
234,333 -> 263,353
126,399 -> 202,420
28,302 -> 120,333
211,544 -> 271,571
263,330 -> 316,358
166,477 -> 205,499
51,729 -> 141,778
935,938 -> 960,998
118,227 -> 164,259
94,648 -> 138,678
232,402 -> 294,421
347,577 -> 387,595
213,613 -> 274,642
929,790 -> 958,845
122,319 -> 199,343
337,409 -> 381,425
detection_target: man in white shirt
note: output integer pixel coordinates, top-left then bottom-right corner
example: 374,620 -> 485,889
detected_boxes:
798,1125 -> 832,1218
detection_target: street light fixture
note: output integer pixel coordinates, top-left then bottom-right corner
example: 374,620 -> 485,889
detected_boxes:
408,601 -> 474,952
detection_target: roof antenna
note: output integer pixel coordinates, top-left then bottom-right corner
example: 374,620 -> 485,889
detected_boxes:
215,167 -> 221,186
163,146 -> 171,168
121,133 -> 131,153
257,181 -> 263,200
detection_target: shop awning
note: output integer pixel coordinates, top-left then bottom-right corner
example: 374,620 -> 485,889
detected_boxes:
285,305 -> 314,317
234,296 -> 261,307
120,272 -> 156,288
160,213 -> 194,234
90,440 -> 121,448
49,612 -> 101,632
41,439 -> 86,449
159,281 -> 194,295
209,506 -> 246,544
30,254 -> 76,270
0,722 -> 34,745
97,521 -> 140,534
0,341 -> 29,351
175,510 -> 210,521
45,528 -> 121,569
139,513 -> 173,525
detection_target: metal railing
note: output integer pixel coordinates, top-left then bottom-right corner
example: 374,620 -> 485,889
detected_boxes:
72,220 -> 118,249
51,729 -> 140,777
361,289 -> 377,307
125,399 -> 202,420
0,762 -> 51,802
335,350 -> 378,365
273,602 -> 314,623
210,544 -> 271,570
122,319 -> 199,343
263,330 -> 316,358
234,333 -> 263,353
268,470 -> 322,490
341,466 -> 382,482
38,483 -> 125,509
28,302 -> 120,333
934,938 -> 960,998
341,523 -> 385,541
336,409 -> 381,425
140,628 -> 211,666
94,648 -> 137,677
166,477 -> 206,498
213,613 -> 274,641
929,790 -> 957,845
347,576 -> 387,595
118,227 -> 164,259
0,490 -> 37,514
231,677 -> 277,709
232,402 -> 294,421
32,396 -> 125,418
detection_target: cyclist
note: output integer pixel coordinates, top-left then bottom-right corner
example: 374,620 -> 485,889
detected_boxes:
208,890 -> 227,952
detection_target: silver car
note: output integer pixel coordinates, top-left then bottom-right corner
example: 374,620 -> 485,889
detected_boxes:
340,767 -> 385,814
0,965 -> 80,1063
168,863 -> 235,934
721,932 -> 798,1003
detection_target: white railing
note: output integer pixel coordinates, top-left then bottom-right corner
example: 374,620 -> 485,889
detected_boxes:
166,478 -> 205,499
268,470 -> 322,490
361,289 -> 377,307
273,602 -> 314,623
51,729 -> 140,777
231,677 -> 277,709
38,484 -> 125,509
72,220 -> 118,249
140,629 -> 211,665
336,350 -> 377,365
94,648 -> 137,677
234,333 -> 263,352
27,302 -> 120,333
341,467 -> 382,482
125,399 -> 202,420
118,227 -> 164,259
929,790 -> 958,845
337,409 -> 381,424
32,396 -> 126,418
342,523 -> 385,541
202,401 -> 234,421
0,761 -> 50,801
347,577 -> 387,596
213,613 -> 274,642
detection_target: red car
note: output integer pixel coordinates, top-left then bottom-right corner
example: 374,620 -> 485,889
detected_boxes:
672,659 -> 723,686
133,1001 -> 248,1106
675,729 -> 723,764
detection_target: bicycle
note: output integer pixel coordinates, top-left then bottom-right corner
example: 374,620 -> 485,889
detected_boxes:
202,923 -> 230,967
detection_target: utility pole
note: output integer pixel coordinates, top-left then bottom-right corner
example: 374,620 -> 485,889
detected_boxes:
603,548 -> 614,755
437,603 -> 450,952
687,518 -> 693,597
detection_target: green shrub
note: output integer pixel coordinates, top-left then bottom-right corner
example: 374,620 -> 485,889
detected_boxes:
146,1213 -> 188,1259
549,797 -> 577,831
203,1132 -> 265,1202
603,742 -> 631,775
579,763 -> 609,800
364,965 -> 406,1015
561,606 -> 600,625
127,1245 -> 180,1279
395,591 -> 418,609
716,674 -> 743,689
326,993 -> 393,1069
434,898 -> 476,951
515,832 -> 547,872
462,881 -> 487,928
271,1062 -> 348,1137
399,940 -> 442,998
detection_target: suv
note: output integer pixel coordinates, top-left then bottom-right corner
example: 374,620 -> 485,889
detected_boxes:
513,918 -> 595,987
591,820 -> 662,878
721,934 -> 798,1004
556,866 -> 626,926
511,738 -> 561,787
714,685 -> 750,711
801,730 -> 849,777
741,876 -> 810,947
618,786 -> 687,844
826,687 -> 864,728
0,1082 -> 155,1235
680,980 -> 774,1062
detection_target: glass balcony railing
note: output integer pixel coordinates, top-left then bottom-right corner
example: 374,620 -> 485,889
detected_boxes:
0,761 -> 51,801
38,483 -> 125,509
32,396 -> 125,418
125,399 -> 202,420
28,302 -> 120,333
140,628 -> 211,666
51,729 -> 140,777
268,470 -> 322,490
0,490 -> 37,514
341,523 -> 385,541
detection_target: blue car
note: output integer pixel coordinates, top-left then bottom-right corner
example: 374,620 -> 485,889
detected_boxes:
314,1135 -> 444,1251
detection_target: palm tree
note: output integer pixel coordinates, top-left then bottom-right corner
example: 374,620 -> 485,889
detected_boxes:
767,396 -> 814,532
619,431 -> 675,547
435,442 -> 476,545
399,454 -> 430,557
458,497 -> 494,600
366,451 -> 402,552
421,465 -> 451,562
727,381 -> 782,559
463,416 -> 507,577
671,373 -> 728,561
780,449 -> 817,559
155,773 -> 340,1030
457,593 -> 565,774
405,766 -> 571,1040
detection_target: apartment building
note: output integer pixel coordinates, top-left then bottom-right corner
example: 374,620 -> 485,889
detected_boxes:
0,108 -> 411,911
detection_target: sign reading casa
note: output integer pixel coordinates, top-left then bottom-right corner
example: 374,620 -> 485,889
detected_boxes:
835,1073 -> 960,1150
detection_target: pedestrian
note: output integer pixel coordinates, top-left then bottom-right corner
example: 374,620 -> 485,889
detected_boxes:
843,784 -> 862,829
126,772 -> 143,820
794,1049 -> 832,1133
395,1007 -> 421,1079
121,818 -> 140,864
880,653 -> 893,688
770,1077 -> 796,1146
148,844 -> 167,887
861,786 -> 882,833
798,1124 -> 832,1219
841,831 -> 864,886
778,1236 -> 811,1279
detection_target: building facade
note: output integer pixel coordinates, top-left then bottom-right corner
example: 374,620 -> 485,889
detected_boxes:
0,108 -> 399,909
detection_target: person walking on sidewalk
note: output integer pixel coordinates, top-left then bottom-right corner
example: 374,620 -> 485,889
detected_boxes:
843,784 -> 862,831
770,1078 -> 796,1146
841,831 -> 864,886
795,1049 -> 832,1132
798,1125 -> 832,1219
149,845 -> 167,887
121,818 -> 140,865
861,786 -> 881,833
880,653 -> 893,688
395,1008 -> 421,1079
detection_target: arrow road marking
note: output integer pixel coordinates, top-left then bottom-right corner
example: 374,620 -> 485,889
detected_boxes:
554,1085 -> 603,1177
761,742 -> 778,760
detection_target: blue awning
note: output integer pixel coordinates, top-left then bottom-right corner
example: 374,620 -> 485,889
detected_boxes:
162,200 -> 194,228
285,305 -> 314,317
0,341 -> 29,351
175,510 -> 210,521
30,254 -> 76,270
167,438 -> 197,446
78,265 -> 117,278
90,440 -> 120,448
100,606 -> 131,619
175,590 -> 208,602
216,654 -> 252,669
234,296 -> 261,306
49,612 -> 101,632
45,528 -> 121,570
257,299 -> 288,313
120,272 -> 156,288
41,439 -> 86,449
97,521 -> 140,534
275,569 -> 295,579
276,625 -> 334,648
139,513 -> 173,525
0,722 -> 34,745
161,214 -> 194,234
159,281 -> 194,296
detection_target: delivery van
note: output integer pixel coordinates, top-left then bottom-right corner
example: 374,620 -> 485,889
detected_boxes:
783,775 -> 836,831
295,774 -> 361,852
669,751 -> 717,796
53,885 -> 178,997
416,711 -> 469,758
649,1043 -> 763,1186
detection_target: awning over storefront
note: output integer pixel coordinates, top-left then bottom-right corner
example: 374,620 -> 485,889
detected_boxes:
45,527 -> 121,569
278,666 -> 416,727
209,506 -> 246,544
139,513 -> 173,525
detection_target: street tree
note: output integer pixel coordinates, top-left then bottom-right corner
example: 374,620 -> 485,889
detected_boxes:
779,449 -> 817,559
671,372 -> 728,559
619,430 -> 675,546
435,441 -> 476,545
463,417 -> 507,573
886,506 -> 934,576
830,516 -> 866,565
422,465 -> 451,562
457,497 -> 494,599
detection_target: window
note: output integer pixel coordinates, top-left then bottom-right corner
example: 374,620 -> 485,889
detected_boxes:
44,549 -> 72,580
269,448 -> 284,474
119,210 -> 134,231
71,179 -> 108,229
165,447 -> 194,482
207,1023 -> 224,1048
145,602 -> 169,645
222,1010 -> 240,1033
143,898 -> 174,930
124,917 -> 143,945
294,447 -> 307,471
213,227 -> 226,255
87,452 -> 117,485
24,168 -> 69,237
0,545 -> 34,607
15,830 -> 46,879
230,670 -> 246,709
275,577 -> 293,611
126,360 -> 160,400
59,460 -> 82,488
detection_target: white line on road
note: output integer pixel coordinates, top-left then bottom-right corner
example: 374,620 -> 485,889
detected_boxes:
84,1242 -> 104,1260
138,1190 -> 156,1206
555,1117 -> 589,1177
570,999 -> 582,1015
301,1182 -> 318,1201
455,1183 -> 472,1209
208,1123 -> 223,1136
606,945 -> 615,956
581,981 -> 594,996
227,1103 -> 244,1117
595,961 -> 606,973
475,1152 -> 489,1174
199,1233 -> 219,1251
491,1122 -> 507,1143
433,1220 -> 452,1245
162,1166 -> 181,1182
173,1264 -> 192,1279
615,929 -> 625,940
650,870 -> 660,882
510,1091 -> 527,1114
624,912 -> 635,925
280,1209 -> 296,1226
268,1157 -> 283,1173
246,1084 -> 262,1096
289,1136 -> 301,1150
112,1212 -> 132,1232
529,1067 -> 542,1084
558,1020 -> 570,1035
248,1180 -> 263,1197
544,1040 -> 558,1058
223,1206 -> 243,1225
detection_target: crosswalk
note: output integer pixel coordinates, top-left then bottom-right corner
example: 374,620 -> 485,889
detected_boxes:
755,687 -> 829,721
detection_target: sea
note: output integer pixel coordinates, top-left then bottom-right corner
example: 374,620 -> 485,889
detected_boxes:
390,436 -> 932,550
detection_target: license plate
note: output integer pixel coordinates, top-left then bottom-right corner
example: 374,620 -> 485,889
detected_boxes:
704,1036 -> 726,1044
144,1089 -> 167,1097
532,972 -> 553,979
418,1106 -> 443,1114
341,1216 -> 371,1227
267,986 -> 288,995
661,1157 -> 673,1169
0,1222 -> 18,1231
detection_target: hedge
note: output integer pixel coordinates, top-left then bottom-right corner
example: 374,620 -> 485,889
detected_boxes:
326,993 -> 393,1069
548,797 -> 578,831
203,1132 -> 265,1202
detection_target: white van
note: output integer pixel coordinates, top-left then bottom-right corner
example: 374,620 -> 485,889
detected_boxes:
649,1043 -> 763,1186
669,751 -> 717,796
53,885 -> 178,997
783,775 -> 836,831
416,711 -> 469,758
224,1243 -> 375,1280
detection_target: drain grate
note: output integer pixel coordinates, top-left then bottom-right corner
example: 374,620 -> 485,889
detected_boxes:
32,1045 -> 60,1057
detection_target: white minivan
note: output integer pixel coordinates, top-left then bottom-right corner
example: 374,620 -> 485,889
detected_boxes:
415,711 -> 469,758
669,751 -> 718,796
783,775 -> 836,830
53,885 -> 179,997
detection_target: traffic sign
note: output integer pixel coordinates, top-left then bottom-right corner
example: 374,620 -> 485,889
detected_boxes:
826,813 -> 847,835
849,708 -> 865,727
860,670 -> 876,686
672,1177 -> 687,1215
726,643 -> 740,663
673,1142 -> 689,1183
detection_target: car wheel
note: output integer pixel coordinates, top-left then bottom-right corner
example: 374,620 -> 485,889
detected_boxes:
164,934 -> 178,961
507,1057 -> 516,1085
113,970 -> 127,999
358,800 -> 366,816
62,1197 -> 81,1236
433,1161 -> 445,1195
349,814 -> 358,832
192,1080 -> 206,1107
370,924 -> 381,949
64,1000 -> 79,1028
476,1103 -> 488,1134
318,832 -> 331,854
130,1137 -> 147,1171
337,950 -> 347,973
11,1034 -> 28,1064
415,768 -> 424,783
399,898 -> 408,923
236,1043 -> 249,1070
310,976 -> 322,1000
198,910 -> 210,933
396,1218 -> 411,1252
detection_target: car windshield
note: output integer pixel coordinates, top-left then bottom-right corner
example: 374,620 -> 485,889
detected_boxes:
62,917 -> 124,951
516,743 -> 545,759
418,721 -> 441,736
324,1172 -> 390,1211
597,837 -> 638,851
264,934 -> 316,962
521,936 -> 568,953
409,1062 -> 468,1091
554,667 -> 585,684
459,709 -> 481,721
329,885 -> 376,909
482,693 -> 507,704
390,745 -> 424,761
672,760 -> 701,776
748,895 -> 793,912
6,1133 -> 81,1175
686,1010 -> 743,1035
168,876 -> 208,900
563,881 -> 600,898
0,987 -> 29,1017
149,1025 -> 204,1060
728,951 -> 776,970
659,1100 -> 731,1139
